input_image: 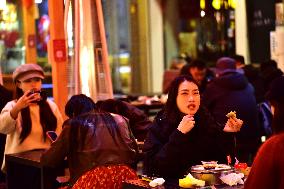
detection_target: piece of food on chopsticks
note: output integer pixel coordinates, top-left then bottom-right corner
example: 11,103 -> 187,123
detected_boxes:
179,173 -> 205,188
226,111 -> 237,119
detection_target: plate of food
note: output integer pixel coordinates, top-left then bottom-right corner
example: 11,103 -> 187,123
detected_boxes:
190,162 -> 234,185
201,161 -> 218,170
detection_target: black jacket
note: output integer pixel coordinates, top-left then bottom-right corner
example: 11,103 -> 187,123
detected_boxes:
202,72 -> 260,140
143,107 -> 230,179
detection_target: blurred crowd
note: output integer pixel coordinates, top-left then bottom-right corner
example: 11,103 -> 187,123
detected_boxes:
0,54 -> 283,188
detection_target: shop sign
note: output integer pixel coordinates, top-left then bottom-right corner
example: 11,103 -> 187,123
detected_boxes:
246,0 -> 275,62
53,39 -> 66,62
28,34 -> 36,48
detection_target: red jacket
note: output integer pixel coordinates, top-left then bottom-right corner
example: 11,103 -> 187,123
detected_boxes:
244,132 -> 284,189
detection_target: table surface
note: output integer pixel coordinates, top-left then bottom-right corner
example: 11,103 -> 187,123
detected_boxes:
5,149 -> 45,168
130,101 -> 164,117
5,149 -> 67,189
130,101 -> 164,108
123,179 -> 244,189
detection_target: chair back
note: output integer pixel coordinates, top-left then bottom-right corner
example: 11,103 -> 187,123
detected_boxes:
72,165 -> 138,189
162,70 -> 180,93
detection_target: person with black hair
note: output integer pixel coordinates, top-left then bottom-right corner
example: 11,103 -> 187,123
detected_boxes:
96,99 -> 152,141
203,57 -> 261,164
231,54 -> 245,69
244,76 -> 284,189
143,75 -> 243,179
260,59 -> 283,93
41,94 -> 138,186
0,84 -> 12,182
0,85 -> 13,112
180,59 -> 214,93
0,64 -> 63,171
64,94 -> 96,119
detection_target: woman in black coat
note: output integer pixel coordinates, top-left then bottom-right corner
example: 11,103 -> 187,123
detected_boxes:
143,75 -> 243,179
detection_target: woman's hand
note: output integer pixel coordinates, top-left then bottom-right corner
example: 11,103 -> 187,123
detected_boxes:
10,90 -> 41,119
177,115 -> 195,134
223,117 -> 243,132
17,90 -> 41,107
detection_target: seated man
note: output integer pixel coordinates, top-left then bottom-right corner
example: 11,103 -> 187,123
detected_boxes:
180,59 -> 214,93
203,57 -> 261,164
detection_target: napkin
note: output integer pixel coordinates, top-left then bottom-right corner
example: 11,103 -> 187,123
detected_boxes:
149,178 -> 165,187
220,173 -> 244,186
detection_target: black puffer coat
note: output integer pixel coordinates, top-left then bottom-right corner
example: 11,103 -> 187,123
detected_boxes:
143,107 -> 230,179
202,72 -> 261,163
202,72 -> 260,140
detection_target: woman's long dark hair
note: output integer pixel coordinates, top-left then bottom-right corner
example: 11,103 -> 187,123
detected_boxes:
70,112 -> 126,151
270,100 -> 284,134
65,94 -> 96,118
16,87 -> 57,143
64,94 -> 135,152
265,76 -> 284,134
165,75 -> 198,126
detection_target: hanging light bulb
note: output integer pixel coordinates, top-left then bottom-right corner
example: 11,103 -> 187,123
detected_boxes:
200,0 -> 205,10
200,10 -> 206,17
228,0 -> 236,9
0,0 -> 6,10
212,0 -> 221,10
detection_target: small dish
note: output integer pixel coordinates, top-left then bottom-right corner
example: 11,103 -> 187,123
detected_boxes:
201,161 -> 218,169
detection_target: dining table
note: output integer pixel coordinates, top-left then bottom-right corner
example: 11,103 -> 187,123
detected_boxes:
5,149 -> 65,189
130,100 -> 165,116
122,178 -> 244,189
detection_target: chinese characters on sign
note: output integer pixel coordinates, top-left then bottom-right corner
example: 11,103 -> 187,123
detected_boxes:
28,34 -> 36,48
53,39 -> 67,62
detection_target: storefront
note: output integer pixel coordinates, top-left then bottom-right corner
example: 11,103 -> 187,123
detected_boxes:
0,1 -> 23,76
0,0 -> 282,101
0,0 -> 53,93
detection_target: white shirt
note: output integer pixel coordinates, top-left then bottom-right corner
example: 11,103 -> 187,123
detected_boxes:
0,99 -> 63,171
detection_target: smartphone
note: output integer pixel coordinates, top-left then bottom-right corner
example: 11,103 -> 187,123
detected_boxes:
46,131 -> 58,142
27,89 -> 42,103
27,89 -> 41,96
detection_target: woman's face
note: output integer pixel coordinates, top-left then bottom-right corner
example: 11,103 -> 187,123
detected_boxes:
17,77 -> 42,93
176,80 -> 200,115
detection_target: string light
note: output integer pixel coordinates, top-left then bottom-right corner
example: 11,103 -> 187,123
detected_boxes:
212,0 -> 236,10
200,10 -> 206,17
35,0 -> 42,4
200,0 -> 205,10
0,0 -> 6,10
228,0 -> 236,9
